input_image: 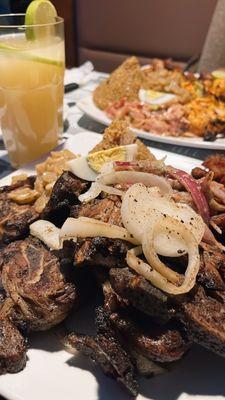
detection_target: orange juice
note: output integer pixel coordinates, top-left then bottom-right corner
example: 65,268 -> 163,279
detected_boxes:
0,34 -> 65,167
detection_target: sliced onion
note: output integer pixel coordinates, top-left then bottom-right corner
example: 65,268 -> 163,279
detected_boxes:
60,217 -> 139,245
166,167 -> 210,224
78,182 -> 124,203
98,171 -> 172,195
127,240 -> 200,295
30,220 -> 61,250
121,183 -> 205,256
142,214 -> 199,287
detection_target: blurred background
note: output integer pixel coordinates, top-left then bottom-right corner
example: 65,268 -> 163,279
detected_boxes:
0,1 -> 224,72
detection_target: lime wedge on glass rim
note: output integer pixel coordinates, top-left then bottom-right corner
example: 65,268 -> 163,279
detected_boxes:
0,0 -> 63,67
25,0 -> 57,40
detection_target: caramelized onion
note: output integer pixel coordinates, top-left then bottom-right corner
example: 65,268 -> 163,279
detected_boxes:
60,217 -> 139,245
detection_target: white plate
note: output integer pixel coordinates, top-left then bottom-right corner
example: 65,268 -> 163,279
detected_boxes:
77,95 -> 225,150
0,131 -> 224,400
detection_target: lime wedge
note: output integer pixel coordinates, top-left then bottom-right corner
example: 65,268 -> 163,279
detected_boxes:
25,0 -> 57,40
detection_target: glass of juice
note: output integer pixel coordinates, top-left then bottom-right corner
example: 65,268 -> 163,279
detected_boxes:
0,14 -> 65,167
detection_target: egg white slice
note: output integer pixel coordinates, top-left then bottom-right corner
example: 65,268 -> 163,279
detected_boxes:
139,89 -> 177,106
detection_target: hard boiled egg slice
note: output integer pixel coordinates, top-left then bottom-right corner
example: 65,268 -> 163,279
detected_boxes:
66,144 -> 138,181
139,89 -> 177,106
212,69 -> 225,79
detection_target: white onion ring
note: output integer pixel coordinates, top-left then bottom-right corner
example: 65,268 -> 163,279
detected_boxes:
127,246 -> 180,293
78,182 -> 123,203
30,220 -> 61,250
142,214 -> 200,290
60,217 -> 139,245
121,183 -> 205,256
127,225 -> 200,295
98,171 -> 172,195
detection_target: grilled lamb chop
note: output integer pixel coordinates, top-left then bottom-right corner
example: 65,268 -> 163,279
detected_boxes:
42,171 -> 88,226
0,236 -> 76,331
0,177 -> 39,245
0,319 -> 27,374
64,306 -> 138,396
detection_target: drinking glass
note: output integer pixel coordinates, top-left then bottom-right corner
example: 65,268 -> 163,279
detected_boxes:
0,14 -> 65,167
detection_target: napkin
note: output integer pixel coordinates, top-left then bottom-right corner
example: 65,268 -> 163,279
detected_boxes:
64,61 -> 99,86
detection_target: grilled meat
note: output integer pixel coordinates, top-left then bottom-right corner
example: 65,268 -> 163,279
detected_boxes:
110,268 -> 174,323
110,267 -> 225,358
71,195 -> 123,226
180,286 -> 225,357
0,177 -> 39,245
0,320 -> 27,374
74,237 -> 131,268
197,245 -> 225,290
0,236 -> 76,331
191,167 -> 207,180
42,171 -> 88,226
109,312 -> 189,363
71,195 -> 127,267
64,306 -> 138,396
203,154 -> 225,183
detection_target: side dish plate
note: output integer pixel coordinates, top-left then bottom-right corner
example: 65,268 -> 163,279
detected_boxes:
77,95 -> 225,150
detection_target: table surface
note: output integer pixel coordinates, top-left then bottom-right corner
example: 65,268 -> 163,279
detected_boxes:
0,67 -> 223,400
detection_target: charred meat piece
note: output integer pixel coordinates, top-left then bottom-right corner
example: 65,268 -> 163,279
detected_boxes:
200,243 -> 225,283
64,306 -> 138,397
110,312 -> 189,363
0,319 -> 27,374
71,196 -> 126,267
110,268 -> 174,323
203,154 -> 225,183
0,177 -> 39,245
74,237 -> 131,268
197,245 -> 225,290
42,171 -> 88,226
0,236 -> 76,331
191,167 -> 207,180
71,195 -> 123,226
102,280 -> 129,313
110,267 -> 225,358
180,286 -> 225,357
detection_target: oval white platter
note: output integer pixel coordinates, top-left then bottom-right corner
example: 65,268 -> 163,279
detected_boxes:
0,131 -> 224,400
77,95 -> 225,150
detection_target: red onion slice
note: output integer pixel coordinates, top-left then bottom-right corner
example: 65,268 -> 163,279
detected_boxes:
167,167 -> 210,224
